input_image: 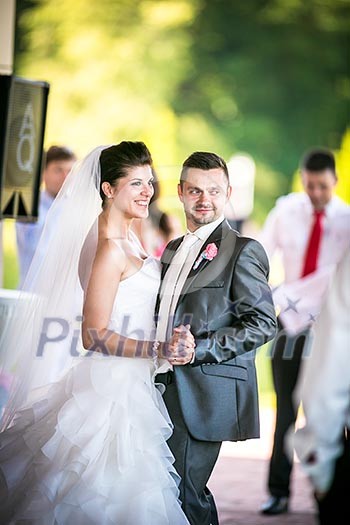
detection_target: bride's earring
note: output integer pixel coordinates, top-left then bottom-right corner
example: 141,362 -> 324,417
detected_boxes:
102,182 -> 114,200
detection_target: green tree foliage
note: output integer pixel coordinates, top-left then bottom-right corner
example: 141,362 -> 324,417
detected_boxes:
13,0 -> 349,221
14,0 -> 194,166
173,0 -> 350,199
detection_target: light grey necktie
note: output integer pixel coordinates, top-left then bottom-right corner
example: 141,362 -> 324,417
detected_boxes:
156,233 -> 199,342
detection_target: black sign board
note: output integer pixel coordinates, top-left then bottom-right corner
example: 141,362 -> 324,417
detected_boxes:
0,75 -> 50,221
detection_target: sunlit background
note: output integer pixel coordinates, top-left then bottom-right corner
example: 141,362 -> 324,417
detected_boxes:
2,0 -> 350,403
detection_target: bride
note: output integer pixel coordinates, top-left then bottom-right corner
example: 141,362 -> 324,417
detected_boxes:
0,141 -> 194,524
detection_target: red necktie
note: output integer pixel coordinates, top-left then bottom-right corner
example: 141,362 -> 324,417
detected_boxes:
301,209 -> 325,277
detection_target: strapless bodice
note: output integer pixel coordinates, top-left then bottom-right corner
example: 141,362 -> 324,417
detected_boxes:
107,256 -> 161,341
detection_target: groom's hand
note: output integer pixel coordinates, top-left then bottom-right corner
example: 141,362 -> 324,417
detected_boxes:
167,324 -> 195,366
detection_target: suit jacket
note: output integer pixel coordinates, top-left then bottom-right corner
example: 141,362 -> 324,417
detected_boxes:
157,220 -> 277,442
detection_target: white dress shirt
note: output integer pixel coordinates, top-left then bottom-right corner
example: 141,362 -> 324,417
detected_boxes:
156,231 -> 200,343
259,192 -> 350,334
154,216 -> 225,375
287,248 -> 350,493
157,215 -> 225,342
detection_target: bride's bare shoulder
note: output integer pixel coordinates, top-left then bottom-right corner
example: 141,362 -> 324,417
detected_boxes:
95,237 -> 128,265
78,222 -> 127,290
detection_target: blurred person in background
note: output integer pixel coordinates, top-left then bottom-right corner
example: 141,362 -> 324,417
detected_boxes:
259,148 -> 350,515
153,211 -> 183,259
16,145 -> 77,288
288,247 -> 350,525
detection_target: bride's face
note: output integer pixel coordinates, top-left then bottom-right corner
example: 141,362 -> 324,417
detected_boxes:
110,165 -> 154,219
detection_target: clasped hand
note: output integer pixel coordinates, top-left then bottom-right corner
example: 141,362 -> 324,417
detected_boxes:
165,324 -> 196,366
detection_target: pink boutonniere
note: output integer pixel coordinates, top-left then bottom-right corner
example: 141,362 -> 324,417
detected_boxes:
193,242 -> 218,270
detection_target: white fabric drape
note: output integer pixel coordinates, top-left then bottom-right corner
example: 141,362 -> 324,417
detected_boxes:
0,145 -> 108,430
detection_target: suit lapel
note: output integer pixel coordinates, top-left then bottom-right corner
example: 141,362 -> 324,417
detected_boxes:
178,221 -> 231,299
159,221 -> 235,314
160,236 -> 184,279
156,236 -> 184,316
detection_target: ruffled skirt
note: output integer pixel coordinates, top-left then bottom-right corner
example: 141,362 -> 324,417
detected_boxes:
0,355 -> 188,524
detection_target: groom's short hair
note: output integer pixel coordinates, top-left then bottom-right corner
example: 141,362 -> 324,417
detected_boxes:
180,151 -> 229,186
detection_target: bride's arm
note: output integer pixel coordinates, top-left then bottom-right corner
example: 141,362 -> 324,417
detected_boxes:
82,240 -> 195,360
82,239 -> 153,358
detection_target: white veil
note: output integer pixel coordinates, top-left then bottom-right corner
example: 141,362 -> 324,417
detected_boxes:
0,145 -> 107,430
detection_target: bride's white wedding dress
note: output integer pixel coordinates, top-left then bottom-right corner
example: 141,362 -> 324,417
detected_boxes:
0,257 -> 188,525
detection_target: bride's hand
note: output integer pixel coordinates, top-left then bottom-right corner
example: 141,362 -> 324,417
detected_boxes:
167,324 -> 196,366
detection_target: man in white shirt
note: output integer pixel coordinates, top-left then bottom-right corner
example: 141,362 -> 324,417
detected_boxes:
16,145 -> 76,288
259,148 -> 350,515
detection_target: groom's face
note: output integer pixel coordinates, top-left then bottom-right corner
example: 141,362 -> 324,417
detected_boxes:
178,167 -> 231,231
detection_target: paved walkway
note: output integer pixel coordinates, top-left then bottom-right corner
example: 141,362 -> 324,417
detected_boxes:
208,408 -> 318,525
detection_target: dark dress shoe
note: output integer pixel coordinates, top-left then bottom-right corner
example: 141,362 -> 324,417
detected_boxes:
260,496 -> 289,515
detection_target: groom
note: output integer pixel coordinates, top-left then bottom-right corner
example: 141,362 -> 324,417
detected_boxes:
156,151 -> 277,525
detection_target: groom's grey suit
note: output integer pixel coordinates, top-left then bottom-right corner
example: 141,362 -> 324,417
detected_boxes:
156,220 -> 277,525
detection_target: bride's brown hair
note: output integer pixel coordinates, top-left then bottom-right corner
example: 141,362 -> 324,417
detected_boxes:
99,141 -> 153,205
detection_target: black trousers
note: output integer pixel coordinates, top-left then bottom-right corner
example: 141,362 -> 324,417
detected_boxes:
267,321 -> 311,497
157,372 -> 221,525
316,430 -> 350,525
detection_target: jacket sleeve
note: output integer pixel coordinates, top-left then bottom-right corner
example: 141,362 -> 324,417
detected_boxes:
192,239 -> 277,365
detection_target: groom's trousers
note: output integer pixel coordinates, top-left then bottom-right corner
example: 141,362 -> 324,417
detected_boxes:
157,372 -> 221,525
